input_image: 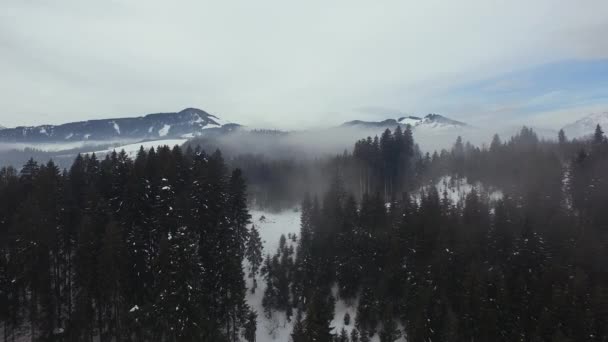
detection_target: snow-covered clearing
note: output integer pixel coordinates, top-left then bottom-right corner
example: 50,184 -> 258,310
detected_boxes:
93,139 -> 187,158
414,175 -> 503,205
247,209 -> 300,342
247,209 -> 405,342
0,140 -> 131,152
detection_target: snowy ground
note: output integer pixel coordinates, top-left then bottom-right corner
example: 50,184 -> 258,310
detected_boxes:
246,209 -> 406,342
414,176 -> 503,206
247,209 -> 300,342
0,140 -> 136,152
93,139 -> 187,158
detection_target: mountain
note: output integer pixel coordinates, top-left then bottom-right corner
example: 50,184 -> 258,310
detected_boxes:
342,113 -> 468,130
341,119 -> 400,128
0,108 -> 238,142
562,112 -> 608,139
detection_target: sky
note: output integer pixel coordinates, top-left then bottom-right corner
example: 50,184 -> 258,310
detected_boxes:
1,0 -> 608,130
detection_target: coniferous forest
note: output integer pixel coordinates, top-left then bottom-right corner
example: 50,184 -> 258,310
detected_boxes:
2,125 -> 608,341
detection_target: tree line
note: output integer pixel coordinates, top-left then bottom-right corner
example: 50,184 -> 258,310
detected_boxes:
1,123 -> 607,341
259,125 -> 608,341
0,145 -> 263,341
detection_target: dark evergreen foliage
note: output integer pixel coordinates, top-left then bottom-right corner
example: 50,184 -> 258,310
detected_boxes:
0,145 -> 253,341
257,125 -> 608,342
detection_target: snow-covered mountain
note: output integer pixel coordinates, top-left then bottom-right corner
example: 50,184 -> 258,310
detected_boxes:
341,113 -> 468,130
562,112 -> 608,139
0,108 -> 239,143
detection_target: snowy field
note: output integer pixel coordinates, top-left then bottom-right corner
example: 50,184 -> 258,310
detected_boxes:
0,140 -> 136,152
247,209 -> 406,342
247,209 -> 301,342
93,139 -> 187,158
414,176 -> 503,205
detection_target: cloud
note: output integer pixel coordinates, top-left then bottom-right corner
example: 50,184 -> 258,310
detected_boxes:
0,0 -> 607,128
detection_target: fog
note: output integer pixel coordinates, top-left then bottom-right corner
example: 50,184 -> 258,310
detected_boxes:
0,121 -> 562,170
186,123 -> 559,161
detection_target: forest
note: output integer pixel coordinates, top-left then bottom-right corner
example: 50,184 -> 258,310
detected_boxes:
1,124 -> 608,341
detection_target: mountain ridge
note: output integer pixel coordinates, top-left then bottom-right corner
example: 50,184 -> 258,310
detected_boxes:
562,112 -> 608,139
341,113 -> 468,129
0,108 -> 237,142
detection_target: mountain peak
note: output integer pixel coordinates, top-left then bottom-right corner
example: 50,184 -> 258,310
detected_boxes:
562,112 -> 608,138
178,107 -> 213,117
422,113 -> 467,127
0,108 -> 235,142
342,113 -> 467,129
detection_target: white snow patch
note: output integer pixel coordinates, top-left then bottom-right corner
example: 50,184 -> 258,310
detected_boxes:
129,305 -> 139,312
244,209 -> 394,341
563,112 -> 608,139
414,176 -> 503,205
111,121 -> 121,134
246,209 -> 301,342
65,133 -> 73,140
94,139 -> 187,158
158,124 -> 171,137
398,117 -> 422,126
84,133 -> 91,140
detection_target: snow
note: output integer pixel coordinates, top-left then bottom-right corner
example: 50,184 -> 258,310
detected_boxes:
330,286 -> 359,336
246,209 -> 301,341
65,133 -> 73,139
39,127 -> 48,135
158,124 -> 171,137
148,126 -> 154,133
398,117 -> 422,126
84,133 -> 91,140
562,112 -> 608,139
0,140 -> 128,152
246,209 -> 402,342
414,176 -> 503,205
112,121 -> 121,134
210,114 -> 228,126
94,139 -> 187,158
250,209 -> 301,254
129,305 -> 140,312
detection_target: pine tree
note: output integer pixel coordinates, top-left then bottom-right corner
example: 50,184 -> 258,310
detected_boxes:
558,129 -> 567,145
337,327 -> 349,342
379,318 -> 401,342
246,225 -> 264,293
344,312 -> 351,326
243,310 -> 257,342
350,328 -> 360,342
593,124 -> 604,144
303,291 -> 335,342
291,311 -> 307,342
152,227 -> 204,341
97,220 -> 126,339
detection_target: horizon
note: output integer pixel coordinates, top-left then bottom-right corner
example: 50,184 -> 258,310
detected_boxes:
1,105 -> 605,133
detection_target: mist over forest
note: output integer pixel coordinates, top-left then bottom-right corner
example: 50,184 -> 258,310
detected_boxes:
2,121 -> 608,341
2,1 -> 608,340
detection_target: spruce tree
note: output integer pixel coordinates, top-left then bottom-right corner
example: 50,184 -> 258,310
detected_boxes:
245,225 -> 264,293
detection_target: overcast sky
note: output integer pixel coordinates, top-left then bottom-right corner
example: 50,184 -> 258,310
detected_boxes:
1,0 -> 607,129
